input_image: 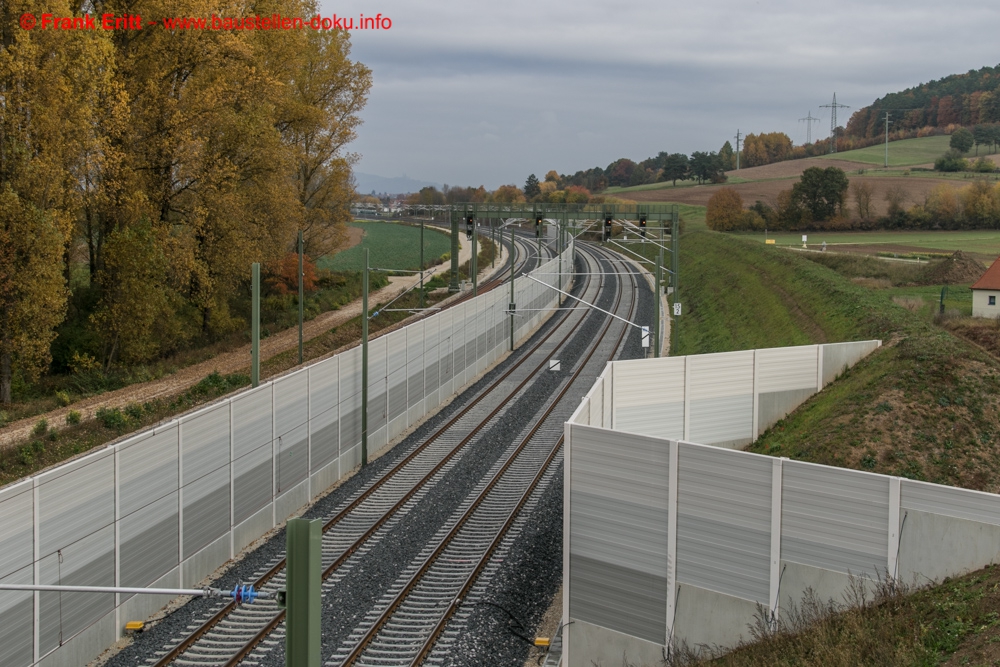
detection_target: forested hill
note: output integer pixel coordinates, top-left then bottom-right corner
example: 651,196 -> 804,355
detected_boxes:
847,64 -> 1000,138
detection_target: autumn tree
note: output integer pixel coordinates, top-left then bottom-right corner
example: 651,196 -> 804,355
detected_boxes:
491,185 -> 526,203
706,188 -> 744,231
851,181 -> 874,220
0,187 -> 69,404
791,167 -> 849,221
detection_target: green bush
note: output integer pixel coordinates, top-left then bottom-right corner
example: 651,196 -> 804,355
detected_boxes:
32,419 -> 48,437
95,407 -> 129,429
66,410 -> 81,425
55,390 -> 71,407
124,403 -> 144,421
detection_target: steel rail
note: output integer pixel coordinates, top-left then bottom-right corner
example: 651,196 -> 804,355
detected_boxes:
151,242 -> 587,667
339,244 -> 638,666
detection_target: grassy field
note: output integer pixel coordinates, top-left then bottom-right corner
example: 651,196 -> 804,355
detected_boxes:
736,229 -> 1000,258
817,134 -> 952,167
318,221 -> 451,272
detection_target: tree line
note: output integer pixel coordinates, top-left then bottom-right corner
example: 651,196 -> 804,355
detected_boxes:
0,0 -> 371,404
707,167 -> 1000,232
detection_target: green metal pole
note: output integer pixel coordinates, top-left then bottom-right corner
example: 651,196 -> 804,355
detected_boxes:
472,215 -> 478,296
671,211 -> 679,355
362,248 -> 369,467
491,219 -> 495,268
252,262 -> 260,387
509,225 -> 515,352
285,518 -> 321,667
449,208 -> 460,293
419,220 -> 425,310
654,249 -> 662,358
298,231 -> 304,365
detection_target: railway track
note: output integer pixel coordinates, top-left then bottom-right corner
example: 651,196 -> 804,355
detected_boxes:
143,242 -> 639,667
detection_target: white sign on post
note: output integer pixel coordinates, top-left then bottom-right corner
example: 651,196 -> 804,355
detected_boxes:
641,326 -> 650,348
673,302 -> 682,316
802,234 -> 808,248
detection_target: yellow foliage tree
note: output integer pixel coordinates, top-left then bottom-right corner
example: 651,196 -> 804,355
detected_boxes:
706,187 -> 745,231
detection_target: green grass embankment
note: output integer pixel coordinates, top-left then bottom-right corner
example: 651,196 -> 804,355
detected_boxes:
648,231 -> 1000,665
673,231 -> 1000,490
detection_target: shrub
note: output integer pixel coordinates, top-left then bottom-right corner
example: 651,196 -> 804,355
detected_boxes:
66,410 -> 81,425
96,407 -> 129,429
55,390 -> 71,407
935,150 -> 968,172
124,403 -> 144,421
32,419 -> 48,437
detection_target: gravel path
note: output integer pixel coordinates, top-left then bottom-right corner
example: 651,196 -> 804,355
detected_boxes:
0,233 -> 485,452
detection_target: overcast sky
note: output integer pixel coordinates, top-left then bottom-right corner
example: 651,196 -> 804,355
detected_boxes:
320,0 -> 1000,190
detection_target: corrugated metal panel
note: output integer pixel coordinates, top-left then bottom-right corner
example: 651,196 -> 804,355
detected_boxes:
757,345 -> 819,393
369,335 -> 387,388
232,384 -> 272,461
339,393 -> 362,456
339,346 -> 363,402
386,329 -> 407,377
688,350 -> 753,400
39,524 -> 114,654
0,566 -> 33,667
407,323 -> 424,410
120,492 -> 177,587
117,427 -> 178,518
782,461 -> 889,576
276,423 -> 308,492
183,466 -> 230,558
0,482 -> 34,581
309,357 -> 339,471
439,309 -> 454,388
823,340 -> 880,386
387,371 -> 407,422
180,403 -> 229,485
233,437 -> 272,524
588,378 -> 603,428
423,315 -> 440,398
569,424 -> 667,645
274,368 -> 308,439
37,450 -> 114,557
615,402 -> 684,440
689,395 -> 753,446
613,357 -> 685,406
901,479 -> 1000,525
676,443 -> 772,603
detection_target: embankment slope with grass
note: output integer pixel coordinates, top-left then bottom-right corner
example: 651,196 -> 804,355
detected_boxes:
678,231 -> 1000,491
667,232 -> 1000,665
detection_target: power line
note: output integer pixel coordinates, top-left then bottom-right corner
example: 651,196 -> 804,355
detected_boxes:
798,111 -> 821,145
819,93 -> 850,154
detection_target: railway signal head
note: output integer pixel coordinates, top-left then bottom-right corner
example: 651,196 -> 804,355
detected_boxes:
465,214 -> 474,239
535,215 -> 543,237
604,215 -> 612,241
639,213 -> 647,238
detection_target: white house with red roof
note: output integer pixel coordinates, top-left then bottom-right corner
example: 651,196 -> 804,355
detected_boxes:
973,257 -> 1000,318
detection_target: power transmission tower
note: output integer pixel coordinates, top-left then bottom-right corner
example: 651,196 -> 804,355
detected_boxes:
820,93 -> 850,154
734,129 -> 742,170
798,111 -> 821,144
